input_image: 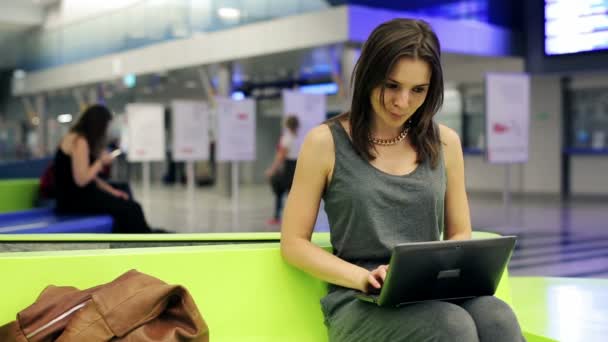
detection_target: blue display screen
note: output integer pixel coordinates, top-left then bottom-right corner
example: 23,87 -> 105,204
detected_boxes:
545,0 -> 608,55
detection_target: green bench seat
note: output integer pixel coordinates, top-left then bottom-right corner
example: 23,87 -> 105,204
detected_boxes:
0,232 -> 555,341
511,277 -> 608,342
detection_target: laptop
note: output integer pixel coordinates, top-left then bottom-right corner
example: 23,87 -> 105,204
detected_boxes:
356,236 -> 516,307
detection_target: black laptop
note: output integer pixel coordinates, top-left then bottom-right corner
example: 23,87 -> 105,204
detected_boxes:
356,236 -> 516,307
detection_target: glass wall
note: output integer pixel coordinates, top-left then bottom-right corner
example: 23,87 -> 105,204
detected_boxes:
15,0 -> 330,71
569,88 -> 608,152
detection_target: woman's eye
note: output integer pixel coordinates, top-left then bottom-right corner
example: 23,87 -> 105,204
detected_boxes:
385,83 -> 398,89
413,87 -> 426,93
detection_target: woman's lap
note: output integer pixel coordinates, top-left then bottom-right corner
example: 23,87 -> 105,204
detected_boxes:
327,296 -> 523,342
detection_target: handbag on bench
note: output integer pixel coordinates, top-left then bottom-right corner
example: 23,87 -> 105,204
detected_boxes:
0,270 -> 209,342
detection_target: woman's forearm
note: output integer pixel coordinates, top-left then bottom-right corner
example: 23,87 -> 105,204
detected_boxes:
74,159 -> 103,187
281,237 -> 369,292
94,177 -> 115,194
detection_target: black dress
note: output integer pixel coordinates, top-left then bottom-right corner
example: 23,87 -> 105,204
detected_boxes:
54,148 -> 152,233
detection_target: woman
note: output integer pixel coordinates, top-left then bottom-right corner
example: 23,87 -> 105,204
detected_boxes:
265,115 -> 300,225
54,104 -> 154,233
280,19 -> 524,341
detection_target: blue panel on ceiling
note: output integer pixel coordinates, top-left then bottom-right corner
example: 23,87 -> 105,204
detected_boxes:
331,0 -> 523,29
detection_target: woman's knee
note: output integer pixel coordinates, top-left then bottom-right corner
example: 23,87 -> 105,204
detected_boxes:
461,296 -> 523,341
123,200 -> 143,213
431,302 -> 479,341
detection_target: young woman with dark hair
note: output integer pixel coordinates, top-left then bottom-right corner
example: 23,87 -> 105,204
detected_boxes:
280,19 -> 524,341
54,104 -> 156,233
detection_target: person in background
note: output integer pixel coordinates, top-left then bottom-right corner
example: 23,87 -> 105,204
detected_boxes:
265,115 -> 300,225
280,19 -> 524,341
54,104 -> 159,233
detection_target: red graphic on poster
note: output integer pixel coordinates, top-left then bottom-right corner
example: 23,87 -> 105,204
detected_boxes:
493,123 -> 510,134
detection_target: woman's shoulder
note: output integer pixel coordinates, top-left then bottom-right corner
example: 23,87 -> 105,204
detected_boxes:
60,133 -> 87,154
437,123 -> 461,146
437,123 -> 463,168
304,123 -> 334,147
298,123 -> 336,170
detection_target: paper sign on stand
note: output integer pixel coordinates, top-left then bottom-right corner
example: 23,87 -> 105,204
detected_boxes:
485,73 -> 530,164
216,98 -> 256,162
216,97 -> 256,211
172,100 -> 210,161
172,100 -> 210,194
282,90 -> 326,153
126,103 -> 166,199
485,73 -> 530,227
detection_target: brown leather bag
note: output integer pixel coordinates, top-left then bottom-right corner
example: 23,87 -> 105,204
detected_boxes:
0,270 -> 209,342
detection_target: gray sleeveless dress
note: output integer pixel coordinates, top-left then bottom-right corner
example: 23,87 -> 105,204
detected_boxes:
319,122 -> 524,342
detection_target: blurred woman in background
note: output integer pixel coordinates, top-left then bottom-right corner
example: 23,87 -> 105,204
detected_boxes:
54,104 -> 157,233
266,115 -> 300,225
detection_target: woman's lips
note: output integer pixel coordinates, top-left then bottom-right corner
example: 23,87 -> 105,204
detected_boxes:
390,112 -> 403,119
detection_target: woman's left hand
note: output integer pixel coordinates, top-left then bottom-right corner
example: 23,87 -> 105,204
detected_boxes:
112,189 -> 130,200
265,168 -> 274,179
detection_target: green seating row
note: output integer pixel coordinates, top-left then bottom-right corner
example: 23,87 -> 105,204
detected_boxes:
0,179 -> 39,213
0,232 -> 556,341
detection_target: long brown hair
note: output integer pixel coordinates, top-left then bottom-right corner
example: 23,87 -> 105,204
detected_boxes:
70,104 -> 113,157
335,18 -> 444,168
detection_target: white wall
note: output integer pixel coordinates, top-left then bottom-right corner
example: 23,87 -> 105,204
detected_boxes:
442,55 -> 524,84
521,76 -> 563,194
571,157 -> 608,195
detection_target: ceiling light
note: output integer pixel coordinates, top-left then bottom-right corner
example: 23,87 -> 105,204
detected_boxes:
218,7 -> 241,20
57,114 -> 73,123
13,70 -> 26,79
185,80 -> 198,89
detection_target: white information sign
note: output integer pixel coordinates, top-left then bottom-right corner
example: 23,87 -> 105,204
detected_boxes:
485,73 -> 530,164
282,90 -> 326,154
216,98 -> 256,161
171,100 -> 210,161
126,103 -> 165,162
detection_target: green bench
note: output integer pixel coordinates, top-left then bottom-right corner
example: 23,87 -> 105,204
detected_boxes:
0,179 -> 39,213
0,232 -> 555,341
511,276 -> 607,342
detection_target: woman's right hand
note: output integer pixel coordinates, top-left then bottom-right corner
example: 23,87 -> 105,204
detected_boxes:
360,264 -> 389,293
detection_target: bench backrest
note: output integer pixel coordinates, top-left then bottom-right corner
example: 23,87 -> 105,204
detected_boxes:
0,244 -> 330,341
0,232 -> 513,341
0,179 -> 39,213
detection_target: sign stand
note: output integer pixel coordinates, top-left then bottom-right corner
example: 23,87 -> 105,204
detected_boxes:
142,161 -> 150,200
126,103 -> 166,202
215,97 -> 256,211
503,164 -> 511,226
171,100 -> 211,200
231,161 -> 239,212
186,161 -> 195,194
485,73 -> 530,230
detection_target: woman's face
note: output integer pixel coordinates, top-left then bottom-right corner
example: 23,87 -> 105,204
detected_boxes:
370,57 -> 431,132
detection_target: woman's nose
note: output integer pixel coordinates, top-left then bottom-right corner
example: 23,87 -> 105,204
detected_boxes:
392,90 -> 409,108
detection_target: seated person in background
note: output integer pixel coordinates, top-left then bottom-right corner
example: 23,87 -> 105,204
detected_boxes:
280,19 -> 524,341
54,104 -> 157,233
